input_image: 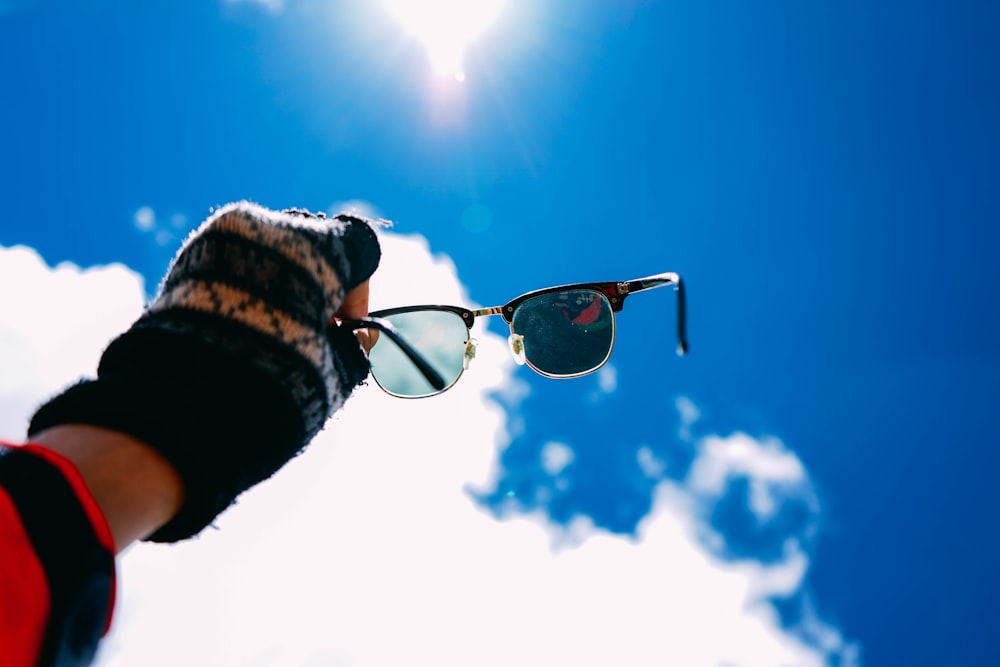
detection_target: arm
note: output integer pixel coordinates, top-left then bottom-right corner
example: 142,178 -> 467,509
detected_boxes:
29,272 -> 375,552
0,432 -> 170,667
2,203 -> 381,666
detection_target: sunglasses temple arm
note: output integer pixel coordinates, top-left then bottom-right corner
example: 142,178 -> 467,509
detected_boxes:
674,277 -> 689,356
335,318 -> 448,391
624,274 -> 688,355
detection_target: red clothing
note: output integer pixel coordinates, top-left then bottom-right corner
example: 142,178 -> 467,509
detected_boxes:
0,443 -> 115,667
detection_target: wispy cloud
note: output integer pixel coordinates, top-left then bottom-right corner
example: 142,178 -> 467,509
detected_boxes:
586,363 -> 618,403
132,205 -> 191,248
540,440 -> 574,475
133,206 -> 155,232
0,233 -> 855,666
223,0 -> 284,14
676,394 -> 701,441
687,432 -> 815,524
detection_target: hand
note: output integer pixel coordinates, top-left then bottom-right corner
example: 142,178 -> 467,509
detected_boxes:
29,202 -> 382,542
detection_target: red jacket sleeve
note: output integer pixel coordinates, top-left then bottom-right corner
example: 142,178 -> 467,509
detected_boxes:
0,443 -> 116,667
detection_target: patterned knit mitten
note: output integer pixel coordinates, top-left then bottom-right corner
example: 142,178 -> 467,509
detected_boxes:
28,202 -> 381,542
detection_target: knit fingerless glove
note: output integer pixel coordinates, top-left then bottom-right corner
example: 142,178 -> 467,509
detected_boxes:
28,202 -> 381,542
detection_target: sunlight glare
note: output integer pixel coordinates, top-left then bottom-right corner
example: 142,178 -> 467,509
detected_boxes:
385,0 -> 504,82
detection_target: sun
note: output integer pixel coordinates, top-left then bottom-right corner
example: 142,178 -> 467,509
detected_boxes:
384,0 -> 505,82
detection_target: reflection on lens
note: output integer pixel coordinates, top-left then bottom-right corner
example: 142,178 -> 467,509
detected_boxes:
510,289 -> 615,376
368,309 -> 469,398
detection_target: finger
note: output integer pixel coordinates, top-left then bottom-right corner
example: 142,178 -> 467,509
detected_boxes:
335,280 -> 371,321
353,328 -> 380,354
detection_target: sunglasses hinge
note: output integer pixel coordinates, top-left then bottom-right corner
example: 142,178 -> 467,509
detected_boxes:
616,282 -> 630,295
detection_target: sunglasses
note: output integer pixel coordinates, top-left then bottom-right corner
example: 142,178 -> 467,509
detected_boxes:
339,272 -> 687,399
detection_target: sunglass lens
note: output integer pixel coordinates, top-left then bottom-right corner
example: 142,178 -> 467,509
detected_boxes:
510,289 -> 615,376
368,309 -> 469,398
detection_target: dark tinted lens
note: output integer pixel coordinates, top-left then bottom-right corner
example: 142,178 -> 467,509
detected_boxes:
510,289 -> 615,376
368,309 -> 469,398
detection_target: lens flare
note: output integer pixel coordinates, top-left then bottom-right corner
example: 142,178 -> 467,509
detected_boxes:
385,0 -> 504,81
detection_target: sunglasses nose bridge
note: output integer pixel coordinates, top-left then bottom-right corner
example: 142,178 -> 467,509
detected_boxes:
507,332 -> 527,365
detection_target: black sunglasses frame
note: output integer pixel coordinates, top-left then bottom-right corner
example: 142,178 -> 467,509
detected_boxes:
471,273 -> 687,355
339,272 -> 687,396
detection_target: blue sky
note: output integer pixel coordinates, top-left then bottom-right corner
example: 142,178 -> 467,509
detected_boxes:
1,1 -> 998,665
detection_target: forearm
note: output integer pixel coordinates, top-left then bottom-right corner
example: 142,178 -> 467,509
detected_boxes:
31,425 -> 185,552
0,435 -> 132,666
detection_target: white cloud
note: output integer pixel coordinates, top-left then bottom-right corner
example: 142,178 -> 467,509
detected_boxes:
133,206 -> 155,231
169,213 -> 188,230
686,433 -> 816,523
597,363 -> 617,393
0,245 -> 145,440
540,440 -> 573,475
637,445 -> 667,478
153,230 -> 174,247
133,205 -> 189,247
0,235 -> 854,666
585,364 -> 617,404
676,395 -> 701,441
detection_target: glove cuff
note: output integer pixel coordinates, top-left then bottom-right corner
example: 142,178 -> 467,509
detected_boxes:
29,327 -> 309,542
